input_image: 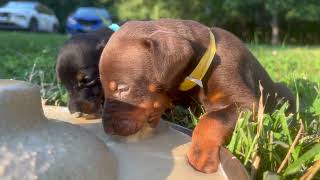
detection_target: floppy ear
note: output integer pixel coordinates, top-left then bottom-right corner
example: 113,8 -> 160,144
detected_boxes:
141,33 -> 195,89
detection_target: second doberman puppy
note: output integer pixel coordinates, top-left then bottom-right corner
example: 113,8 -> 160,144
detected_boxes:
56,28 -> 113,117
99,19 -> 295,173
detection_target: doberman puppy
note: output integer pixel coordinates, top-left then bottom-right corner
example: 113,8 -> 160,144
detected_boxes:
56,28 -> 113,117
99,19 -> 296,173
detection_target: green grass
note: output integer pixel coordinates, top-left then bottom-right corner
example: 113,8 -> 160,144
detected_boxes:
0,31 -> 68,105
0,31 -> 319,179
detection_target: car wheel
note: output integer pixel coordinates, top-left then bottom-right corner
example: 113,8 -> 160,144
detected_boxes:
29,18 -> 38,32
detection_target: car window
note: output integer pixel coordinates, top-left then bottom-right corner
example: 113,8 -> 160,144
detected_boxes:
75,7 -> 109,18
36,4 -> 54,15
4,2 -> 36,9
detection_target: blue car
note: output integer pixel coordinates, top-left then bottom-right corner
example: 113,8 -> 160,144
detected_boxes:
66,7 -> 112,34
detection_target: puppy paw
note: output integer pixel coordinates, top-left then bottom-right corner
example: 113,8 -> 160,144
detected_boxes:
187,144 -> 220,173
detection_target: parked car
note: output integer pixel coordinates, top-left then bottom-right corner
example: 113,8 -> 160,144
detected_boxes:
66,7 -> 112,34
0,1 -> 59,32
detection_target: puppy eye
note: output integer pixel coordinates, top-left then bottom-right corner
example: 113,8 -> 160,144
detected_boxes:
83,75 -> 90,81
114,84 -> 130,99
78,76 -> 99,88
78,75 -> 88,83
118,84 -> 130,93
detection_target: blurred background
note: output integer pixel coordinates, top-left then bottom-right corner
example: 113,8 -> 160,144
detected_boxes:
0,0 -> 320,44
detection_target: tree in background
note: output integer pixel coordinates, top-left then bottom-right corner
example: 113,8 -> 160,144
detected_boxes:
1,0 -> 319,44
112,0 -> 294,44
113,0 -> 208,22
223,0 -> 296,45
264,0 -> 295,45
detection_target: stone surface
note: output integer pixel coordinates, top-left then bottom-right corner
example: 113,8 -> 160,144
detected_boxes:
0,80 -> 249,180
0,80 -> 117,180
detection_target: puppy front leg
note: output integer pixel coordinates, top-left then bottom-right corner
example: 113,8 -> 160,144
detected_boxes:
187,105 -> 237,173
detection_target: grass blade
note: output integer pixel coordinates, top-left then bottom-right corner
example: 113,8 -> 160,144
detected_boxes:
283,144 -> 320,176
277,120 -> 304,173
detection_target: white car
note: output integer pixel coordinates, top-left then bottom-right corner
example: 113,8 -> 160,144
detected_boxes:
0,1 -> 59,32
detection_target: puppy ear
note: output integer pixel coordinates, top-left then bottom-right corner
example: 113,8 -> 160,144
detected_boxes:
141,33 -> 195,89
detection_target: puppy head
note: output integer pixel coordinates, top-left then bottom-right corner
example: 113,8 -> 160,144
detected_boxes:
66,68 -> 103,116
99,21 -> 196,136
56,38 -> 105,116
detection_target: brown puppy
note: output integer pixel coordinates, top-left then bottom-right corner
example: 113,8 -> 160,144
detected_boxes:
99,19 -> 295,173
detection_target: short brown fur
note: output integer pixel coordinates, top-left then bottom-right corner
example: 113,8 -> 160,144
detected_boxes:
99,19 -> 295,173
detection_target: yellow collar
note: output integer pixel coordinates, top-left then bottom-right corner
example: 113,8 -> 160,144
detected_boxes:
179,30 -> 216,91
